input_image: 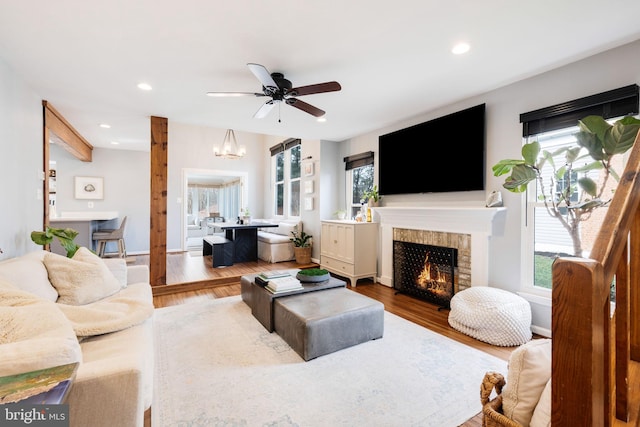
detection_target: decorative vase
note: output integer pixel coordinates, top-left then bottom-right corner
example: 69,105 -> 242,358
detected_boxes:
368,199 -> 379,208
294,246 -> 312,264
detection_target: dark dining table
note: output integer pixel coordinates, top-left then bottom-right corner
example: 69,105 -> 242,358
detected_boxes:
217,222 -> 278,262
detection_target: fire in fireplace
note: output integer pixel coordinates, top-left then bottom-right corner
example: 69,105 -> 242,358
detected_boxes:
393,241 -> 458,308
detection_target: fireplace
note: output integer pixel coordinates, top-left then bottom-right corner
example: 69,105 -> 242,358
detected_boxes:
373,206 -> 505,288
393,240 -> 458,308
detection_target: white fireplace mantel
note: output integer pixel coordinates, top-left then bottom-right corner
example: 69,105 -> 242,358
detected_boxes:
373,206 -> 506,287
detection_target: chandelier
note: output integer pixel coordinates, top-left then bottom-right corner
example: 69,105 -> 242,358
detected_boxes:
213,129 -> 246,159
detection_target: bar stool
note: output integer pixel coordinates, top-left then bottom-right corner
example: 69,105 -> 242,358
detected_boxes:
93,216 -> 127,258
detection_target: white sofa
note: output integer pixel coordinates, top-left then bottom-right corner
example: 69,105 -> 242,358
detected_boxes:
255,219 -> 302,263
0,248 -> 154,427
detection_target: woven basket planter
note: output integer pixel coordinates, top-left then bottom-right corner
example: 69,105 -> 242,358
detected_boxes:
294,246 -> 312,264
480,372 -> 523,427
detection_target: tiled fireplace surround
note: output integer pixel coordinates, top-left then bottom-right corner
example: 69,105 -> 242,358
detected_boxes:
374,206 -> 505,289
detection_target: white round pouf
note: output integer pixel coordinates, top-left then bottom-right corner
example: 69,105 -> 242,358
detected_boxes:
448,287 -> 532,346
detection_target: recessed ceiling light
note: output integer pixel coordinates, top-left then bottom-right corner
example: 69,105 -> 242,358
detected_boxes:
99,123 -> 111,128
317,117 -> 327,123
110,141 -> 120,145
137,82 -> 152,91
452,42 -> 470,55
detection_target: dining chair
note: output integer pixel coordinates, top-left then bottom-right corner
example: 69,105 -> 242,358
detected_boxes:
93,216 -> 127,258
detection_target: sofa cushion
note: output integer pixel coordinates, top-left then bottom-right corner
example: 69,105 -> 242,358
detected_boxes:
0,251 -> 58,301
44,247 -> 122,305
257,231 -> 292,244
0,285 -> 82,377
502,338 -> 552,426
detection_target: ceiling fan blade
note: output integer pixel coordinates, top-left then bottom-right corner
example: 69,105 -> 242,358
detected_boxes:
253,100 -> 276,119
206,91 -> 266,97
288,81 -> 341,97
286,98 -> 325,117
247,63 -> 278,93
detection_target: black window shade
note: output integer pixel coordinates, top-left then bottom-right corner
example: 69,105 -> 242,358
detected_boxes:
344,151 -> 374,170
520,84 -> 639,137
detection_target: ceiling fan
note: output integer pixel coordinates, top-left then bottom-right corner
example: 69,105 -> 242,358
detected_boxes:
207,63 -> 341,119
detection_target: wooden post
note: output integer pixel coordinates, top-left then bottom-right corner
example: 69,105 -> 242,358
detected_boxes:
150,116 -> 168,287
615,244 -> 630,421
631,209 -> 640,361
552,257 -> 608,426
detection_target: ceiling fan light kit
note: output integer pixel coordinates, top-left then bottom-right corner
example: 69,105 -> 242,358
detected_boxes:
207,63 -> 341,120
214,129 -> 245,159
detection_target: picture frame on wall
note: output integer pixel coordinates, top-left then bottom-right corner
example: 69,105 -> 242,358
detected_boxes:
75,176 -> 104,200
304,180 -> 314,194
304,196 -> 314,211
303,162 -> 314,177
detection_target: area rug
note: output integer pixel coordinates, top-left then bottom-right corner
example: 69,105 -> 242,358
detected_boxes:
152,296 -> 507,427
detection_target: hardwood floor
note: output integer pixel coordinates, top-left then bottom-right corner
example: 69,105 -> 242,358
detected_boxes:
143,251 -> 517,426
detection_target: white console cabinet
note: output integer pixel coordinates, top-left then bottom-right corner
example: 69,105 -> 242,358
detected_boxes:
320,220 -> 378,287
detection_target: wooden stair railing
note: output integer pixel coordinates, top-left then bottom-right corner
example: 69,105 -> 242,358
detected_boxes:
552,131 -> 640,426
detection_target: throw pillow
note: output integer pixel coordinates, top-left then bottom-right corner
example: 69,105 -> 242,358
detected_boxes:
101,258 -> 128,288
502,338 -> 552,426
530,378 -> 551,427
0,251 -> 59,301
276,222 -> 298,237
44,247 -> 122,305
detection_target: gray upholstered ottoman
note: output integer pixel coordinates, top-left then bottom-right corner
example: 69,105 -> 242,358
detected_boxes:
273,288 -> 384,361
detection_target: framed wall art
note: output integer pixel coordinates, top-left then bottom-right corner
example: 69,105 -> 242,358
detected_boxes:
304,196 -> 314,211
75,176 -> 104,200
304,180 -> 314,194
303,162 -> 314,177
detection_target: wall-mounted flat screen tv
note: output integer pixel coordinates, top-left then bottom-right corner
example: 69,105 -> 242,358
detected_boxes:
378,103 -> 486,195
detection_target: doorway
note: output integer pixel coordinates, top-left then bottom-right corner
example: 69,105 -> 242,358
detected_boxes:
181,168 -> 248,251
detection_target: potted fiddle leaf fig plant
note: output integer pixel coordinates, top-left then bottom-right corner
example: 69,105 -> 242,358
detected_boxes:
492,114 -> 640,257
31,226 -> 80,258
290,230 -> 312,264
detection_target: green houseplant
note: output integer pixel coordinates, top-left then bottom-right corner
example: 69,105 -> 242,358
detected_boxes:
363,185 -> 379,207
290,230 -> 312,264
493,114 -> 640,257
31,226 -> 80,258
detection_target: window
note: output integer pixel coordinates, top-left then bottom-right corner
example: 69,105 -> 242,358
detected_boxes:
519,84 -> 638,293
271,139 -> 301,218
187,180 -> 241,223
344,151 -> 374,219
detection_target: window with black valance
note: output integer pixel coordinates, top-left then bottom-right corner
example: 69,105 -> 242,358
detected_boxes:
520,84 -> 639,137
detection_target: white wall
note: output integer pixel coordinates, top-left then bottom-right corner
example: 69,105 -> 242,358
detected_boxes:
0,57 -> 44,260
168,123 -> 268,250
50,144 -> 150,253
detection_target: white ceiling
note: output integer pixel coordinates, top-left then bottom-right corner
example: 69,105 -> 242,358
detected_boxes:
1,0 -> 640,152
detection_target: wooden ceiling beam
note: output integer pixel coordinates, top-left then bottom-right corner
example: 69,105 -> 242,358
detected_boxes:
43,100 -> 93,162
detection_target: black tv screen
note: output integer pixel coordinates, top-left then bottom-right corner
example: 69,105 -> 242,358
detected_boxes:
378,103 -> 486,195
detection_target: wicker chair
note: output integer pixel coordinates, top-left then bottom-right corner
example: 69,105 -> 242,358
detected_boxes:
480,371 -> 523,427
